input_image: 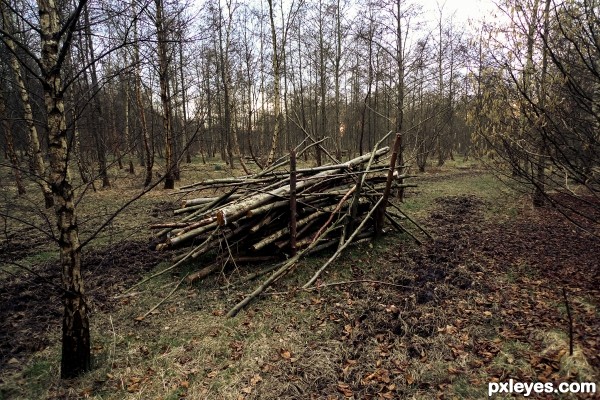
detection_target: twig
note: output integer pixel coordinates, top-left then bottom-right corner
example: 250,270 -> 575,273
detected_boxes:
385,212 -> 422,245
312,185 -> 356,241
386,200 -> 433,240
126,229 -> 217,292
562,287 -> 574,356
265,279 -> 414,294
112,291 -> 140,300
108,315 -> 116,370
1,261 -> 64,293
220,262 -> 285,289
135,273 -> 188,321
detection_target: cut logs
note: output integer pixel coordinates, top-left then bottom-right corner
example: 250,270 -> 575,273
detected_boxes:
150,133 -> 425,316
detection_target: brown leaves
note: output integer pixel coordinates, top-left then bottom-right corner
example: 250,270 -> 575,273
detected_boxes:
337,382 -> 354,397
437,324 -> 458,335
342,359 -> 358,377
239,374 -> 263,398
362,368 -> 391,385
125,368 -> 155,393
280,348 -> 292,359
278,348 -> 298,363
229,340 -> 244,361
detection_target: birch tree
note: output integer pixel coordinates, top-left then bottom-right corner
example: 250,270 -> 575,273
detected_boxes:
154,0 -> 176,189
0,0 -> 53,205
38,0 -> 91,378
266,0 -> 281,165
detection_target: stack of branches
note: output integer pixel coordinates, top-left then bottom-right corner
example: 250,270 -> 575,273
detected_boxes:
149,133 -> 428,316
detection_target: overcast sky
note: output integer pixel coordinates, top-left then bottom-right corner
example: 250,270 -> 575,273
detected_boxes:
420,0 -> 499,25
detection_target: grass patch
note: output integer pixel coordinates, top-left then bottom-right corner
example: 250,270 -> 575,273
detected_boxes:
20,251 -> 58,265
491,340 -> 535,376
2,357 -> 58,400
401,170 -> 515,220
449,375 -> 489,399
537,330 -> 597,381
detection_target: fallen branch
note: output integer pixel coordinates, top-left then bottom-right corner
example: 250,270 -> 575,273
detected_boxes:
562,287 -> 574,356
226,220 -> 343,317
135,273 -> 188,321
265,279 -> 414,294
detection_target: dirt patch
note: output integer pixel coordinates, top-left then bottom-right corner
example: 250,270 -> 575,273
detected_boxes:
476,203 -> 599,292
149,200 -> 177,218
327,195 -> 489,397
470,194 -> 600,371
0,240 -> 170,373
0,227 -> 51,262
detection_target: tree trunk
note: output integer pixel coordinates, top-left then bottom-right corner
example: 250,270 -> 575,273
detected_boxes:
178,35 -> 192,164
318,6 -> 326,166
1,3 -> 52,205
395,0 -> 406,201
133,2 -> 153,186
154,0 -> 175,189
71,108 -> 94,187
0,89 -> 26,195
334,0 -> 342,161
37,0 -> 91,379
533,0 -> 550,207
121,52 -> 134,174
83,3 -> 110,188
217,3 -> 247,173
266,0 -> 281,166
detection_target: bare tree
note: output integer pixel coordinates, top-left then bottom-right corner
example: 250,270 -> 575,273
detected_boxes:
132,0 -> 154,186
0,77 -> 26,194
0,0 -> 52,205
37,0 -> 91,378
266,0 -> 282,165
473,0 -> 600,226
154,0 -> 176,189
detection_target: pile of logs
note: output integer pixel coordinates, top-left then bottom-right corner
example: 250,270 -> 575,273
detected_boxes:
150,133 -> 426,316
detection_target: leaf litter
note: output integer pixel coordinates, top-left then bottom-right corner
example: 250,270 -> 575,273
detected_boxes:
246,193 -> 599,399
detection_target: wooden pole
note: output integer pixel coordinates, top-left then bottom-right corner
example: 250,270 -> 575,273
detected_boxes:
289,150 -> 297,256
375,133 -> 402,236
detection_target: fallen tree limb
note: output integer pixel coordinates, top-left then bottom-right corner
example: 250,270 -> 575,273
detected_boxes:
135,273 -> 188,321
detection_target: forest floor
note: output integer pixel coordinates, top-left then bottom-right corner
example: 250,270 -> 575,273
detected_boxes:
0,159 -> 599,399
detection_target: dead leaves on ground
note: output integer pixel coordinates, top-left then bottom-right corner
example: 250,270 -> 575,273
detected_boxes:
238,374 -> 263,398
292,194 -> 600,398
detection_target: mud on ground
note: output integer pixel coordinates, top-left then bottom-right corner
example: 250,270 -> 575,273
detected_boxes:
0,241 -> 170,372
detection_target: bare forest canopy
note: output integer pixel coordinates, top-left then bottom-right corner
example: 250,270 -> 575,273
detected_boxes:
0,0 -> 597,205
